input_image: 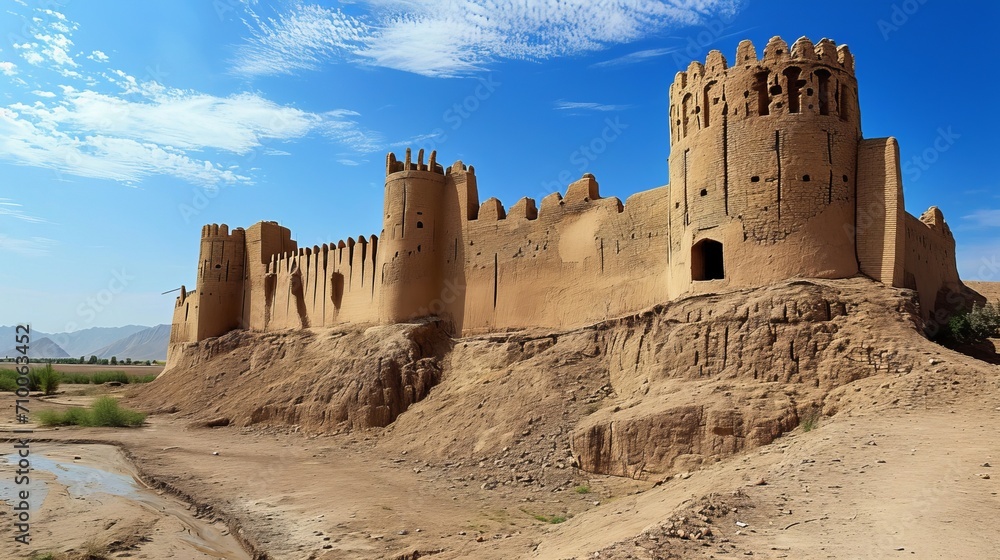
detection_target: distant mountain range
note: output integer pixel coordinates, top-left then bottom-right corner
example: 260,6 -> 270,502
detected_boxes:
0,324 -> 170,361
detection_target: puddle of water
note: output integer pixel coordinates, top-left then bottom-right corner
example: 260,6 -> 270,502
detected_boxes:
3,452 -> 137,500
0,446 -> 251,559
0,454 -> 50,511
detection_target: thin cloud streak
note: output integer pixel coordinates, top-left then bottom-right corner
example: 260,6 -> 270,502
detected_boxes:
233,0 -> 746,78
555,101 -> 634,112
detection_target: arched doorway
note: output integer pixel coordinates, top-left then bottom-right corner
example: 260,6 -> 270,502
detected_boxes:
692,239 -> 724,281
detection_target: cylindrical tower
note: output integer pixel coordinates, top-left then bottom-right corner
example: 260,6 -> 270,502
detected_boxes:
195,223 -> 246,339
378,148 -> 448,323
666,36 -> 861,297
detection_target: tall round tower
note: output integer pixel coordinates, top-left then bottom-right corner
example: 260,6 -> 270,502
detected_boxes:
378,148 -> 448,323
666,36 -> 861,297
195,223 -> 246,339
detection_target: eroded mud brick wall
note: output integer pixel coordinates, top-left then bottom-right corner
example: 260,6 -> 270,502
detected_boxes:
904,208 -> 961,318
456,174 -> 671,333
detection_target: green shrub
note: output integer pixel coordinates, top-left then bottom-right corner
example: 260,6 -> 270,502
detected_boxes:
0,369 -> 18,392
1,367 -> 38,391
131,374 -> 158,383
89,397 -> 147,427
801,413 -> 819,432
35,364 -> 61,395
61,373 -> 92,384
36,397 -> 146,428
533,513 -> 569,524
63,406 -> 91,426
939,301 -> 1000,344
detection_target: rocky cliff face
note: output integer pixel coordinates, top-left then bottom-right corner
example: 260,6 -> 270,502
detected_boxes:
138,320 -> 451,432
139,278 -> 933,480
570,279 -> 919,478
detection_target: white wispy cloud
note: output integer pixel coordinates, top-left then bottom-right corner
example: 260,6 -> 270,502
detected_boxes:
961,209 -> 1000,229
0,61 -> 17,76
591,47 -> 679,69
233,0 -> 745,78
0,235 -> 56,256
555,100 -> 634,112
389,131 -> 445,148
0,6 -> 383,187
0,198 -> 47,223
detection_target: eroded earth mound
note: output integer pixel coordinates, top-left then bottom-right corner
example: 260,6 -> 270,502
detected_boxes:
136,277 -> 945,481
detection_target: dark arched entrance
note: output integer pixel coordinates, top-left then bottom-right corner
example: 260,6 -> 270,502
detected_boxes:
692,239 -> 724,281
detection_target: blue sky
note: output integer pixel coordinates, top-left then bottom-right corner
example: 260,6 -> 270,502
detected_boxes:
0,0 -> 996,333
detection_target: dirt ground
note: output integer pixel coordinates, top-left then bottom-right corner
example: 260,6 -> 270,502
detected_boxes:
2,366 -> 998,559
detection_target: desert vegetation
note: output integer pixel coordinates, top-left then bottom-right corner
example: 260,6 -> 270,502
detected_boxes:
938,301 -> 1000,344
36,396 -> 147,427
0,367 -> 157,393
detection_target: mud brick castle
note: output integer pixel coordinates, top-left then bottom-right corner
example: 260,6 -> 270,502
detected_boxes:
169,36 -> 961,357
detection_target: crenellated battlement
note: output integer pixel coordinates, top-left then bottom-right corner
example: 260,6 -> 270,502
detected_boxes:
669,36 -> 859,147
466,173 -> 625,225
386,148 -> 445,175
201,223 -> 245,239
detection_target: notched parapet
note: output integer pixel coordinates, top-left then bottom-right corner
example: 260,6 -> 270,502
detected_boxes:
201,223 -> 244,239
565,173 -> 602,203
478,197 -> 507,221
508,197 -> 538,221
386,148 -> 445,175
814,38 -> 839,65
919,206 -> 951,236
763,36 -> 789,63
539,191 -> 564,216
791,36 -> 816,60
705,50 -> 728,75
736,39 -> 757,64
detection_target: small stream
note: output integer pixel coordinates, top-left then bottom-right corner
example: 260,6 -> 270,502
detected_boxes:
0,444 -> 251,559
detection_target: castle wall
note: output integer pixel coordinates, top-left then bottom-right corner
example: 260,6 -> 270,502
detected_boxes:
457,175 -> 671,333
903,208 -> 961,319
264,235 -> 381,329
169,286 -> 198,344
856,138 -> 905,286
